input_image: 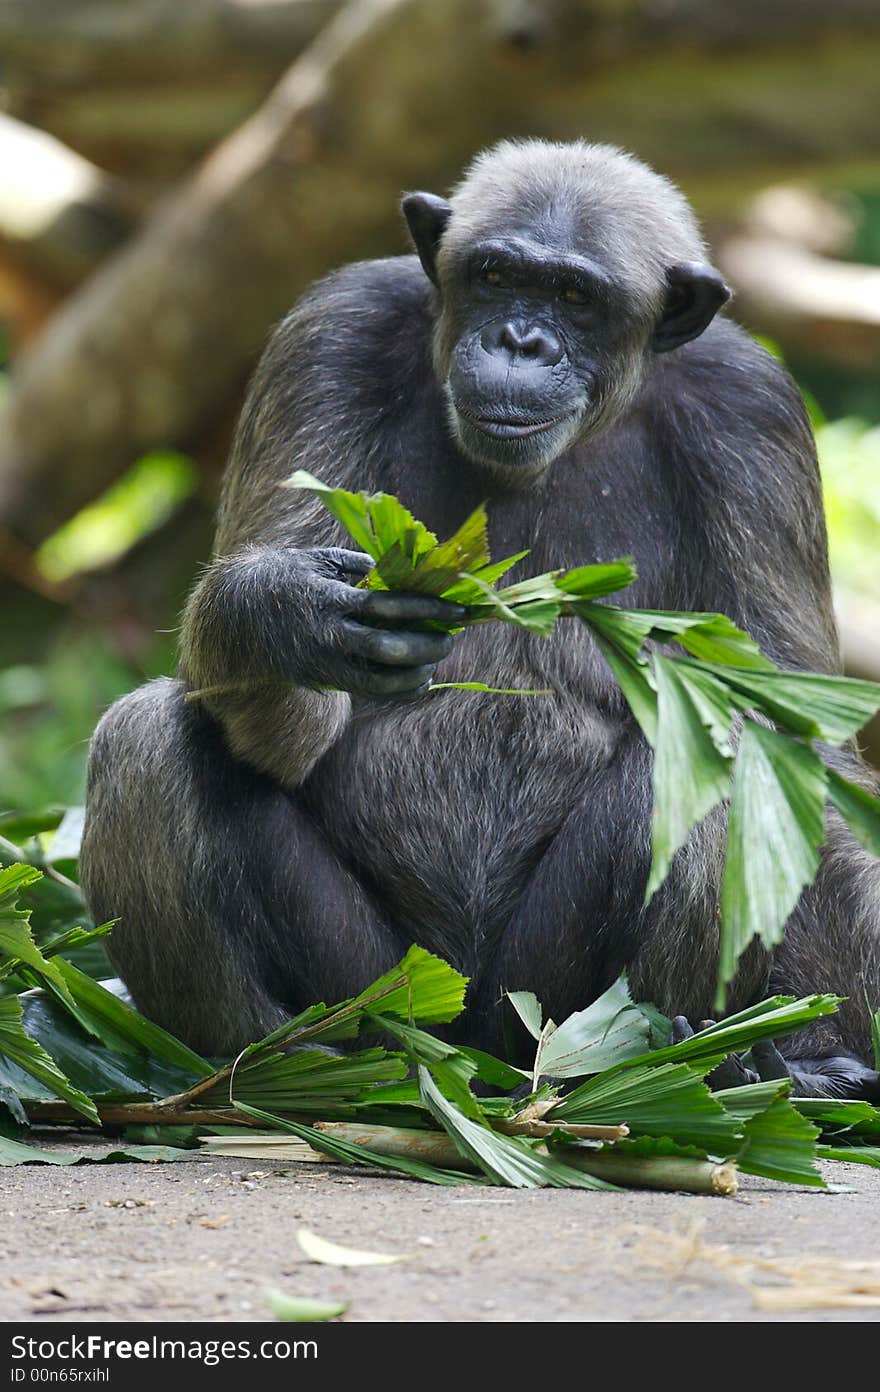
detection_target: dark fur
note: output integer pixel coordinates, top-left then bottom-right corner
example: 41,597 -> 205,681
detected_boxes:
81,141 -> 880,1084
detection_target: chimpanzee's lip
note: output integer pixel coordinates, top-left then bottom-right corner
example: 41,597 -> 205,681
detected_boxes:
463,413 -> 567,439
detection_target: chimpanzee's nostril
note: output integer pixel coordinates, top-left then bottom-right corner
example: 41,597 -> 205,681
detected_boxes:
498,322 -> 521,353
481,320 -> 563,367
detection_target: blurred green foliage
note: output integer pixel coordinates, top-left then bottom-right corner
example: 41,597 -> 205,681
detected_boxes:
0,633 -> 174,810
1,448 -> 189,810
36,451 -> 197,584
818,419 -> 880,602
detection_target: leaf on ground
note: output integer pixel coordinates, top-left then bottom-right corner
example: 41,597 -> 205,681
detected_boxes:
296,1227 -> 409,1267
817,1145 -> 880,1168
506,991 -> 544,1041
349,945 -> 468,1028
0,864 -> 76,1008
418,1067 -> 614,1189
0,988 -> 201,1104
234,945 -> 469,1063
457,1047 -> 529,1090
266,1289 -> 347,1322
367,1014 -> 480,1118
217,1044 -> 407,1115
0,1135 -> 192,1165
548,1060 -> 741,1155
50,960 -> 213,1074
794,1096 -> 880,1139
615,995 -> 842,1074
0,996 -> 98,1123
717,1086 -> 824,1186
533,975 -> 655,1078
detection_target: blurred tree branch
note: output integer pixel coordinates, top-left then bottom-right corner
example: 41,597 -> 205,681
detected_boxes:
0,115 -> 136,289
0,0 -> 343,173
3,0 -> 880,542
718,236 -> 880,370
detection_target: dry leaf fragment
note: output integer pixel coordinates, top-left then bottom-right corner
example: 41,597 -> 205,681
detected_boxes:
296,1227 -> 409,1267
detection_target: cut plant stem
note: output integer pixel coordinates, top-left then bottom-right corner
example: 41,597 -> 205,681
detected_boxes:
24,1100 -> 259,1127
23,1102 -> 625,1145
558,1149 -> 739,1195
494,1119 -> 629,1140
205,1122 -> 478,1171
316,1122 -> 475,1169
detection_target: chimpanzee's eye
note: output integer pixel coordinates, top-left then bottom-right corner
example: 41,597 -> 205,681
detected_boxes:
560,285 -> 588,305
481,267 -> 507,288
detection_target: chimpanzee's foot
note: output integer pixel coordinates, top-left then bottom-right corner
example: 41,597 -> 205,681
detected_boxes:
784,1055 -> 880,1101
670,1017 -> 880,1101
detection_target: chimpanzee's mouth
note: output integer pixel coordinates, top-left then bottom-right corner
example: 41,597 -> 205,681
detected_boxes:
466,414 -> 567,440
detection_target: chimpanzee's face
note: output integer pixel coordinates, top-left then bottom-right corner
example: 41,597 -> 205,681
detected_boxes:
434,229 -> 640,475
402,188 -> 730,482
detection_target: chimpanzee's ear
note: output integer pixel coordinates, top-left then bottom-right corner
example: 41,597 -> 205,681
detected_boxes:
652,261 -> 731,353
402,192 -> 453,286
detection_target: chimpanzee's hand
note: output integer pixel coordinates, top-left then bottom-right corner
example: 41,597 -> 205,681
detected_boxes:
281,547 -> 464,700
670,1016 -> 880,1100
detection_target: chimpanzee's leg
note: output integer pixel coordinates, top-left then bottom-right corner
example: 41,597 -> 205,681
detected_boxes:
81,678 -> 405,1054
469,727 -> 769,1059
474,727 -> 880,1098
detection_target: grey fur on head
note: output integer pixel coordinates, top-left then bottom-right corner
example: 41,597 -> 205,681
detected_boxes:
425,140 -> 716,480
439,139 -> 708,315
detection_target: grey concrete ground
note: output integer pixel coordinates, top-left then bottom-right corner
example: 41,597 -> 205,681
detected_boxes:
2,1140 -> 879,1323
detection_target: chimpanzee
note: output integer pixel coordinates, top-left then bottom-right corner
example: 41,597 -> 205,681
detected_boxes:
80,140 -> 880,1097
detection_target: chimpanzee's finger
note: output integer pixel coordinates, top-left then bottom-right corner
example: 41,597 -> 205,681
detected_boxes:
671,1016 -> 695,1044
357,591 -> 467,627
752,1039 -> 791,1082
706,1054 -> 760,1090
359,663 -> 436,696
311,547 -> 374,581
340,621 -> 453,667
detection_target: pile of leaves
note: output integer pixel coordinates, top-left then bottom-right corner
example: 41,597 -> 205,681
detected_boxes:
1,860 -> 880,1193
2,475 -> 880,1192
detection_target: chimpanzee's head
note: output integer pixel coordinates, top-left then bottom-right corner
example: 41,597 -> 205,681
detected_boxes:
403,139 -> 729,481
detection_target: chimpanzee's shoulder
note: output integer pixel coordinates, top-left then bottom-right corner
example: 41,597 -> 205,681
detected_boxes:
650,316 -> 812,447
276,255 -> 435,358
250,255 -> 436,428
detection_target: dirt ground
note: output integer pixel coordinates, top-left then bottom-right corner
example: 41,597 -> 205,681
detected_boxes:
2,1138 -> 880,1324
